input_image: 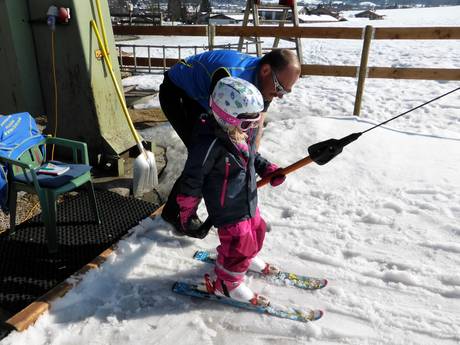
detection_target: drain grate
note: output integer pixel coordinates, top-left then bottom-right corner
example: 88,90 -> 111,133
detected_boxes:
0,190 -> 157,336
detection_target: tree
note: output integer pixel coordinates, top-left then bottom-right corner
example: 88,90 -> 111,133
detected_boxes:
199,0 -> 211,13
168,0 -> 182,21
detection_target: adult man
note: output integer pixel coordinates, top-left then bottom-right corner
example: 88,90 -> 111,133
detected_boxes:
159,48 -> 301,231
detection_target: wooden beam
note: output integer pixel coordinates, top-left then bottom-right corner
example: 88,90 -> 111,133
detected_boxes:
5,248 -> 114,331
5,205 -> 165,332
301,64 -> 357,77
118,58 -> 460,81
113,25 -> 460,40
368,67 -> 460,80
303,65 -> 460,80
111,25 -> 366,39
5,280 -> 73,332
216,26 -> 364,39
112,25 -> 207,36
119,56 -> 179,68
375,27 -> 460,40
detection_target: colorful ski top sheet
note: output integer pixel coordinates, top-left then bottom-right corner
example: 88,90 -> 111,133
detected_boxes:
172,281 -> 324,323
193,250 -> 328,291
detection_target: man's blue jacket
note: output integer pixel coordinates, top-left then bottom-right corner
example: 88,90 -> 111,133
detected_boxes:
167,50 -> 262,111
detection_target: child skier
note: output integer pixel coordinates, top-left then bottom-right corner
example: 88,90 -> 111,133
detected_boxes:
175,77 -> 286,305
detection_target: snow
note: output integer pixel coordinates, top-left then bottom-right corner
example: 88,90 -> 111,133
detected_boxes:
359,2 -> 377,8
122,75 -> 163,91
3,6 -> 460,345
298,14 -> 339,22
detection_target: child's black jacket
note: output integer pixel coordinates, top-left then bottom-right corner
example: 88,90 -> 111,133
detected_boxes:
180,117 -> 272,227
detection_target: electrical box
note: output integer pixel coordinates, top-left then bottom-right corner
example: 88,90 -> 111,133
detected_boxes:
0,1 -> 44,116
0,0 -> 136,166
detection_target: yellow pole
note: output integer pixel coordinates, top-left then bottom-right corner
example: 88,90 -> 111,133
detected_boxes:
90,20 -> 142,145
95,0 -> 109,53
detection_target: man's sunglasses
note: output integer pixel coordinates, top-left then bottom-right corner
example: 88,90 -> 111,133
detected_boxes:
272,70 -> 289,96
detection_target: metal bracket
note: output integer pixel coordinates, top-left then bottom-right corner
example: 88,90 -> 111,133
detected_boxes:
95,49 -> 103,60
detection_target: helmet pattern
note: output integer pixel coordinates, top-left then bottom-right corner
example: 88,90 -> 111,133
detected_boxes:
210,77 -> 264,131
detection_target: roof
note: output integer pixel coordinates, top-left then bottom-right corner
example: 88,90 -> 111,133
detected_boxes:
209,13 -> 245,21
355,10 -> 384,18
298,14 -> 339,22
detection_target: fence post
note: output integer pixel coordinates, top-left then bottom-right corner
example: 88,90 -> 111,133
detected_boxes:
118,46 -> 123,71
132,45 -> 137,73
148,46 -> 151,73
353,25 -> 374,116
162,45 -> 166,73
208,24 -> 215,51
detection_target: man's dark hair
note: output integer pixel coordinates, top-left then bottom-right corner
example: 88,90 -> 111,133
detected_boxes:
259,49 -> 300,73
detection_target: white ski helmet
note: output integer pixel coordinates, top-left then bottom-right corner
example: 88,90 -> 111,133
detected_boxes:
210,77 -> 264,132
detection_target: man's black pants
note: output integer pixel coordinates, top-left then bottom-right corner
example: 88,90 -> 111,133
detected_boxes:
159,72 -> 206,222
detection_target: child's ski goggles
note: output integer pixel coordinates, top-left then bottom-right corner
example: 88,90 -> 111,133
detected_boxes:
236,112 -> 261,131
211,99 -> 261,132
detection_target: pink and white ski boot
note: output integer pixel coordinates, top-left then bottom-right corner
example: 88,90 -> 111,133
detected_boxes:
204,274 -> 270,307
250,257 -> 280,276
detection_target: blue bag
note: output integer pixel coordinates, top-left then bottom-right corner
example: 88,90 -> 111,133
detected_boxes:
0,112 -> 45,211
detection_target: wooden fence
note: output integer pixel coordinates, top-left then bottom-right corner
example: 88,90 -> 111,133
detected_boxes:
112,25 -> 460,115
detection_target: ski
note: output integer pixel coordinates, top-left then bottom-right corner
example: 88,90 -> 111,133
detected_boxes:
172,281 -> 323,323
193,250 -> 328,290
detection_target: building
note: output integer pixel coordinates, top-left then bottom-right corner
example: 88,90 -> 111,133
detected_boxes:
298,13 -> 341,23
304,6 -> 342,19
355,10 -> 384,20
197,13 -> 245,25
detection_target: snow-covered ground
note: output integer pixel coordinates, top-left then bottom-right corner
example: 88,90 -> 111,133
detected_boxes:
3,6 -> 460,345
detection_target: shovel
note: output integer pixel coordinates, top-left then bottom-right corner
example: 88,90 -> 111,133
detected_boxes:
91,20 -> 158,196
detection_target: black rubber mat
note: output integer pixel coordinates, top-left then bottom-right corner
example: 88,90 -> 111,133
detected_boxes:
0,190 -> 157,337
0,327 -> 11,340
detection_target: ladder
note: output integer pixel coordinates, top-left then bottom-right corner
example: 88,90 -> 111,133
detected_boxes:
237,0 -> 303,63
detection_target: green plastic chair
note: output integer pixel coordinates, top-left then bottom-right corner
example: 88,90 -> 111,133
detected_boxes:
0,135 -> 101,253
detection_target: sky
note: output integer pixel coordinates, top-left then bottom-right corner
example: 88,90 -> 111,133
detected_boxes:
2,6 -> 460,345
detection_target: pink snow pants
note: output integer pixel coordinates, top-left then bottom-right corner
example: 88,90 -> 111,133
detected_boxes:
215,208 -> 266,286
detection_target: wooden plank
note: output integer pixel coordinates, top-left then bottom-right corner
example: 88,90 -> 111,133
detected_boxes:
113,25 -> 460,40
368,67 -> 460,80
216,26 -> 364,39
5,248 -> 114,331
150,205 -> 164,218
237,0 -> 252,51
5,205 -> 165,332
253,3 -> 292,9
375,27 -> 460,40
113,25 -> 207,36
5,280 -> 73,332
301,64 -> 357,77
118,58 -> 460,81
123,85 -> 136,93
119,56 -> 179,68
302,65 -> 460,80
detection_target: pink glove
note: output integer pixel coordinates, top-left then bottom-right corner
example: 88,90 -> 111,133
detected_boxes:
262,163 -> 286,187
176,194 -> 201,231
